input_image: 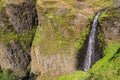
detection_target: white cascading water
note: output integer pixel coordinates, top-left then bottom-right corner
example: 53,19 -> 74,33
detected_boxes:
83,12 -> 102,71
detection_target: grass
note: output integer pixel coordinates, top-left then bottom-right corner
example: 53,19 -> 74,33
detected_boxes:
33,5 -> 79,55
75,23 -> 90,49
0,69 -> 17,80
0,0 -> 7,10
32,26 -> 42,47
57,43 -> 120,80
0,25 -> 36,51
86,0 -> 113,8
32,15 -> 75,55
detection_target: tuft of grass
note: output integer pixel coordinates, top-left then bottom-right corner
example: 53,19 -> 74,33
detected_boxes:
0,69 -> 17,80
86,0 -> 113,8
32,26 -> 42,47
75,25 -> 89,49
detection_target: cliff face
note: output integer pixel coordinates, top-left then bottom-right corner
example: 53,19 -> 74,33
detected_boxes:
0,0 -> 119,80
0,0 -> 37,78
31,0 -> 113,79
31,0 -> 88,78
58,4 -> 120,80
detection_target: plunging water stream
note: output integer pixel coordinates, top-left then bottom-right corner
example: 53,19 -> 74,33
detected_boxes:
83,12 -> 102,71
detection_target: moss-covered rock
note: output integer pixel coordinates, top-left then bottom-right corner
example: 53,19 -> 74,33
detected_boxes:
57,5 -> 120,80
99,7 -> 120,43
31,0 -> 89,79
0,0 -> 38,78
0,0 -> 116,79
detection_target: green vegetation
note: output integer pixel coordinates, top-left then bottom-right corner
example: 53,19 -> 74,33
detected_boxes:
0,0 -> 118,80
75,23 -> 89,49
0,6 -> 37,50
0,69 -> 17,80
0,27 -> 36,50
57,43 -> 120,80
32,6 -> 78,55
57,3 -> 120,79
99,6 -> 120,21
0,0 -> 7,10
86,0 -> 113,8
32,26 -> 41,47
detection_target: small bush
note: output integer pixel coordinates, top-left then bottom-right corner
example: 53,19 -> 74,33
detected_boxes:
0,69 -> 18,80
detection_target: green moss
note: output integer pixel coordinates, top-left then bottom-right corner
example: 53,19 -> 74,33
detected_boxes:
0,26 -> 36,50
97,26 -> 104,48
99,6 -> 120,21
57,6 -> 120,79
75,19 -> 91,50
0,69 -> 17,80
58,71 -> 89,80
87,0 -> 113,8
0,6 -> 37,48
99,12 -> 108,20
89,43 -> 120,80
0,0 -> 7,10
32,7 -> 78,55
57,43 -> 120,80
32,26 -> 41,47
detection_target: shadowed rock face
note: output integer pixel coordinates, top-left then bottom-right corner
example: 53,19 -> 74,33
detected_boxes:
76,23 -> 103,71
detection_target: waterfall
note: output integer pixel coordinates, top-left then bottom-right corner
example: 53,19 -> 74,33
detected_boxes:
83,12 -> 102,71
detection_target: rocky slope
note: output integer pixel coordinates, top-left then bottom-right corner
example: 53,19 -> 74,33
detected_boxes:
0,0 -> 119,80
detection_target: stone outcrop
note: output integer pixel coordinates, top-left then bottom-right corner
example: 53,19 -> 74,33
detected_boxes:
0,0 -> 37,78
30,0 -> 88,78
31,46 -> 76,78
100,7 -> 120,43
6,0 -> 38,34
